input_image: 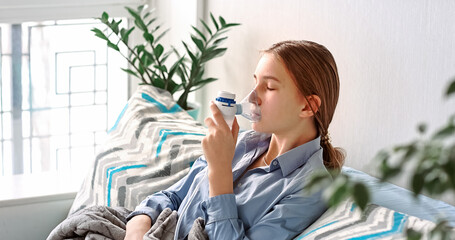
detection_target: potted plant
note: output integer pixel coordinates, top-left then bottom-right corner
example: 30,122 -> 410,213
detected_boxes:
91,5 -> 240,117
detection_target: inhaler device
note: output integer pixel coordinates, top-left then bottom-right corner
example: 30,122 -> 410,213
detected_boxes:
214,89 -> 261,129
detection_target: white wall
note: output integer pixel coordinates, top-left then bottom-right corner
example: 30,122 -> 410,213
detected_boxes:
198,0 -> 455,194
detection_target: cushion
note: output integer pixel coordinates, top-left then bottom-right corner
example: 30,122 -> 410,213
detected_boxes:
69,85 -> 206,214
294,199 -> 436,240
342,167 -> 455,226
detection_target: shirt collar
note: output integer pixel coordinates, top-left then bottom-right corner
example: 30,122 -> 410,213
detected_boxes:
275,136 -> 322,176
242,130 -> 322,177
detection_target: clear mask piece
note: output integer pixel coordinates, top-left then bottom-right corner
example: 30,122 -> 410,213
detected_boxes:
235,89 -> 261,122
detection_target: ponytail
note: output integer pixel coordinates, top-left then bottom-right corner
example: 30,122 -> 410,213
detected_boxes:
320,134 -> 345,172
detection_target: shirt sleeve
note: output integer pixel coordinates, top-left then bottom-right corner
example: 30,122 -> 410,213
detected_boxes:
126,156 -> 208,223
202,190 -> 327,240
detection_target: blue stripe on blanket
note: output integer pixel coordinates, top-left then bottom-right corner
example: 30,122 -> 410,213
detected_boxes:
156,129 -> 205,160
106,164 -> 147,206
108,103 -> 128,133
142,93 -> 182,113
347,212 -> 408,240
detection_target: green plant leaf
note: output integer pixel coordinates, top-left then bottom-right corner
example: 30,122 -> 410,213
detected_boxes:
136,45 -> 145,54
406,228 -> 423,240
213,36 -> 228,46
210,13 -> 219,30
324,175 -> 350,208
430,219 -> 452,240
417,123 -> 427,135
352,182 -> 370,211
219,16 -> 226,27
304,171 -> 333,196
191,35 -> 204,52
155,29 -> 170,43
137,61 -> 145,74
223,23 -> 241,28
445,78 -> 455,98
120,27 -> 135,44
153,77 -> 165,89
126,7 -> 147,31
190,78 -> 218,92
107,41 -> 119,51
432,123 -> 455,140
160,51 -> 172,63
151,24 -> 162,34
210,29 -> 229,42
143,32 -> 154,44
154,44 -> 164,59
377,151 -> 402,181
142,51 -> 154,67
401,143 -> 418,163
146,17 -> 157,27
168,56 -> 185,83
166,79 -> 179,93
200,19 -> 212,35
110,19 -> 122,34
200,48 -> 227,63
445,147 -> 455,189
182,41 -> 197,63
411,172 -> 425,195
327,182 -> 349,207
192,26 -> 207,42
121,68 -> 139,78
176,67 -> 187,85
171,84 -> 183,94
91,28 -> 109,41
143,11 -> 151,19
153,64 -> 167,73
101,12 -> 109,23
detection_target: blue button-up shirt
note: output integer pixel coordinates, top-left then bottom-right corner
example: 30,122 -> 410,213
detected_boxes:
127,130 -> 330,240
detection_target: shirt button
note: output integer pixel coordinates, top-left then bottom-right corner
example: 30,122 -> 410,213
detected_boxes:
273,161 -> 278,166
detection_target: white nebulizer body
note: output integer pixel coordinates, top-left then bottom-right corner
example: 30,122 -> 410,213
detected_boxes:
214,90 -> 261,129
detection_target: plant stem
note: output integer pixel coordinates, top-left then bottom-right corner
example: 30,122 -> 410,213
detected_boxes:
149,44 -> 169,89
117,50 -> 147,84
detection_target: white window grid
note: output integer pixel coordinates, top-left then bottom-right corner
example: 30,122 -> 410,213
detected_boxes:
0,19 -> 128,176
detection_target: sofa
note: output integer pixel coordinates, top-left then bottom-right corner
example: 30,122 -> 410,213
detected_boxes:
68,85 -> 455,239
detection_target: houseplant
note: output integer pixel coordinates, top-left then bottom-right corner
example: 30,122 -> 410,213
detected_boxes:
91,5 -> 240,111
307,78 -> 455,239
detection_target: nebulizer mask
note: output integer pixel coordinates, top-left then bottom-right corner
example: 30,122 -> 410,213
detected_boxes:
214,89 -> 261,129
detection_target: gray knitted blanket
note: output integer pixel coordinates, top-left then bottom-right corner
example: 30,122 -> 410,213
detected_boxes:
47,206 -> 208,240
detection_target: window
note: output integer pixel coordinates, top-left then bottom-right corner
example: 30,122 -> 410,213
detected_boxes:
0,19 -> 128,176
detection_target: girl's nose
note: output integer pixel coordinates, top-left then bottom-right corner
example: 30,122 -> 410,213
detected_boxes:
251,87 -> 262,106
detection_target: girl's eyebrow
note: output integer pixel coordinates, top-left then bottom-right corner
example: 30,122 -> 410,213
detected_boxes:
253,74 -> 281,82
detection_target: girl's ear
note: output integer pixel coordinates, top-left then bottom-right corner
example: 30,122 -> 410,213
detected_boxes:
300,95 -> 321,118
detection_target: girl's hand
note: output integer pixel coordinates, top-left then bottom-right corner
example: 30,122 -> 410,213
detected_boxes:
124,215 -> 152,240
202,101 -> 239,197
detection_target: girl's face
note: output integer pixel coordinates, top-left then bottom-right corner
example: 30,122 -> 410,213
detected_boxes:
252,53 -> 307,134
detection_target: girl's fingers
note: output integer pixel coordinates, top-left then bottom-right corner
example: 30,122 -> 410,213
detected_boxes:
232,117 -> 239,141
204,116 -> 216,129
209,102 -> 228,128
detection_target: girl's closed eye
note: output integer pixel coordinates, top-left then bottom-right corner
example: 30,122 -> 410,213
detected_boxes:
266,84 -> 278,90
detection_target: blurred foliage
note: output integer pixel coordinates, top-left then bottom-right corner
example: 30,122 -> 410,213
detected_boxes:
307,78 -> 455,239
92,5 -> 240,110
